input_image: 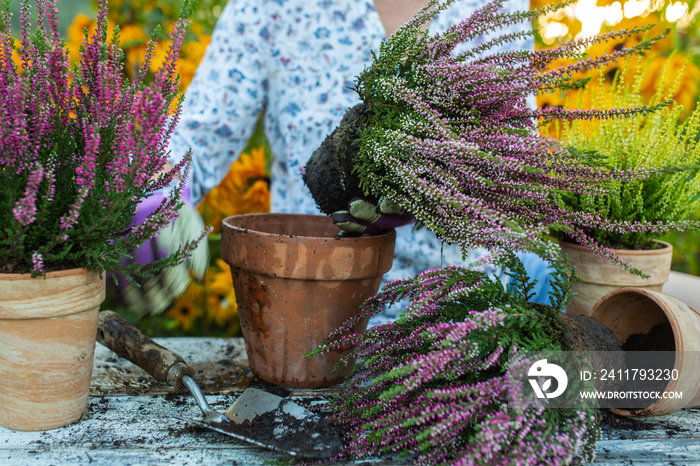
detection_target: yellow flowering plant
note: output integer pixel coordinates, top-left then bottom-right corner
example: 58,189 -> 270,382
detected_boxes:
63,0 -> 226,90
552,58 -> 700,250
162,137 -> 270,336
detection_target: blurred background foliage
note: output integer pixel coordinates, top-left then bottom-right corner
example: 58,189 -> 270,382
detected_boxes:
7,0 -> 700,335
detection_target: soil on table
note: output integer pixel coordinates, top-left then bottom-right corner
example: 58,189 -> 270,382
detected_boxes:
303,103 -> 376,214
226,401 -> 342,460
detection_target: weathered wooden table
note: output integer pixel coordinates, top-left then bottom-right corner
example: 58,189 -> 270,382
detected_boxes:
1,337 -> 699,465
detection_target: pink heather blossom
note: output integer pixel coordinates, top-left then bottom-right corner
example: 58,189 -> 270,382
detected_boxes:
12,164 -> 45,226
1,0 -> 205,279
311,256 -> 597,464
31,252 -> 44,273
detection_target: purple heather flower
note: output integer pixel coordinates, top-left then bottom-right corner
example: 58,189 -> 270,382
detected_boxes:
12,163 -> 44,226
31,251 -> 44,273
1,0 -> 205,279
344,0 -> 673,273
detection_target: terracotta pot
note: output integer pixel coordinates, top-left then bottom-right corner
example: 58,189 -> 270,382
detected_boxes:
0,268 -> 105,431
221,213 -> 396,388
559,240 -> 673,316
591,287 -> 700,416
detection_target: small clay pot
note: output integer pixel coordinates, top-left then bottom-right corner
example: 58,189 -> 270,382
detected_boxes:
221,213 -> 396,388
591,287 -> 700,416
0,268 -> 105,431
560,240 -> 673,316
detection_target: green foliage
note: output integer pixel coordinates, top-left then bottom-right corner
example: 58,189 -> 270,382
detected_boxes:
554,58 -> 700,249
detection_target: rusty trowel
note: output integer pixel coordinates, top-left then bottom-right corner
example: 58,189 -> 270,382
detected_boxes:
97,310 -> 342,459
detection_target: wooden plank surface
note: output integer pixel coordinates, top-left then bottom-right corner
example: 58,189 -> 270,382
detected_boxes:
1,337 -> 699,465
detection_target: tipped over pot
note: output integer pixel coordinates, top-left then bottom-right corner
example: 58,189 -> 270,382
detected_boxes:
591,287 -> 700,416
221,213 -> 395,388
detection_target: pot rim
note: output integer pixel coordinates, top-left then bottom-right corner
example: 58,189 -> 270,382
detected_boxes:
0,267 -> 99,281
222,213 -> 396,241
221,213 -> 396,280
0,268 -> 105,320
558,239 -> 672,256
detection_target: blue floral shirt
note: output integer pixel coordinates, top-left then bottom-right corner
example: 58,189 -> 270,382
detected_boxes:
170,0 -> 551,322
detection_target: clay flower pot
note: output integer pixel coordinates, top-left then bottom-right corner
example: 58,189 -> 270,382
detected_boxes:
0,268 -> 105,431
591,287 -> 700,416
559,240 -> 673,316
221,213 -> 395,388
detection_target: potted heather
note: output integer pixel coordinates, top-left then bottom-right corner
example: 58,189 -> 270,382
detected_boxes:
553,61 -> 700,315
0,0 -> 207,431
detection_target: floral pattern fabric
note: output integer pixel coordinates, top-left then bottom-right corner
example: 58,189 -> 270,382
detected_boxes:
169,0 -> 551,323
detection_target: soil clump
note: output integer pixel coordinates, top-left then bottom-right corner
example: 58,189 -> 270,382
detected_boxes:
225,400 -> 341,459
559,312 -> 627,393
303,103 -> 375,214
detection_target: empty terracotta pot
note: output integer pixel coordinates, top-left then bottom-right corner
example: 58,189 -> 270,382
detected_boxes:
221,213 -> 395,388
0,268 -> 105,431
590,287 -> 700,416
560,240 -> 673,316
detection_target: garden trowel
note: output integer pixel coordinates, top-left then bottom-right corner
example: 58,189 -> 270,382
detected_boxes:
97,310 -> 342,459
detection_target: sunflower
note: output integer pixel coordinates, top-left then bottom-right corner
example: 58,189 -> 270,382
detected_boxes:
167,285 -> 205,332
198,147 -> 271,232
638,54 -> 700,117
203,259 -> 239,328
67,14 -> 97,64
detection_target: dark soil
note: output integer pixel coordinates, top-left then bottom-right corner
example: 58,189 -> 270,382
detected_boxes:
599,408 -> 692,439
559,313 -> 627,392
225,400 -> 342,460
303,103 -> 376,214
619,322 -> 676,411
0,257 -> 80,274
621,322 -> 675,352
559,313 -> 622,352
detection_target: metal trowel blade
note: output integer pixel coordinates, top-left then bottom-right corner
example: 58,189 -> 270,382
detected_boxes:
176,388 -> 342,459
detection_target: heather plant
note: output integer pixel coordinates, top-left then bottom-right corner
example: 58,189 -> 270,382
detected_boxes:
305,0 -> 686,273
311,254 -> 599,464
0,0 -> 210,279
553,58 -> 700,251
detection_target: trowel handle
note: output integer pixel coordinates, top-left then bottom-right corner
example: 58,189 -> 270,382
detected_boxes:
97,310 -> 195,388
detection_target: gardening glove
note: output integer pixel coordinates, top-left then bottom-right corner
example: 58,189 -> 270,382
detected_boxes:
109,182 -> 209,318
332,196 -> 412,235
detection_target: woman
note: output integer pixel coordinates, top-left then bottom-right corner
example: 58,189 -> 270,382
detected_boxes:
167,0 -> 553,323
